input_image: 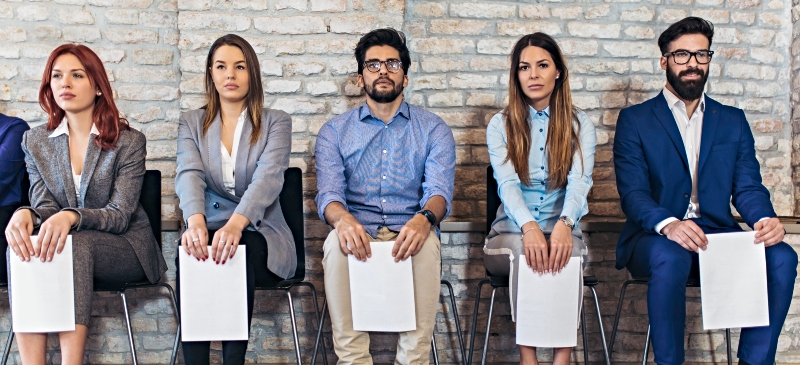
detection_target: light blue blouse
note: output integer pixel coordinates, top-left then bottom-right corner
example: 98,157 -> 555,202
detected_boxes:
487,106 -> 596,233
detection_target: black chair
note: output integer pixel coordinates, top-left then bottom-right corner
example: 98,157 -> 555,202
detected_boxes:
468,166 -> 610,365
254,167 -> 326,365
0,172 -> 29,364
2,170 -> 180,365
608,277 -> 732,365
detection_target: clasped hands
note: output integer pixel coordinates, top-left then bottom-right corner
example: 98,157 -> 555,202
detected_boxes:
335,213 -> 431,262
522,220 -> 574,276
181,213 -> 248,264
661,217 -> 784,252
4,209 -> 77,262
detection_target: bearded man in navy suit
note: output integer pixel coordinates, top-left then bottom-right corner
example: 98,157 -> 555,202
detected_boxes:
613,17 -> 797,365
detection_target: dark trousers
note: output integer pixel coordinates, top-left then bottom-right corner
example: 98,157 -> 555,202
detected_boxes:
176,230 -> 281,365
626,220 -> 798,365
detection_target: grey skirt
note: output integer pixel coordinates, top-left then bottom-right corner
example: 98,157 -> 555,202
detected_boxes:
483,228 -> 588,322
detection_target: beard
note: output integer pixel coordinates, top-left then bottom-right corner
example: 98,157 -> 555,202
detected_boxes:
365,77 -> 404,103
666,64 -> 708,101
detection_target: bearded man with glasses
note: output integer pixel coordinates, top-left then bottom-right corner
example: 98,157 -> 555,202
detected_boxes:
315,28 -> 455,364
613,17 -> 797,365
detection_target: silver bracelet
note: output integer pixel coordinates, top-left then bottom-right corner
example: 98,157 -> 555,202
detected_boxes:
520,226 -> 540,240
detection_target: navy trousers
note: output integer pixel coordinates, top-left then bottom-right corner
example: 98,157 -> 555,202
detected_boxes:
626,222 -> 797,365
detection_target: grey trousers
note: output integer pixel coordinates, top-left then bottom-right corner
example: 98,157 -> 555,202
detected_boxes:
483,229 -> 587,322
7,230 -> 147,326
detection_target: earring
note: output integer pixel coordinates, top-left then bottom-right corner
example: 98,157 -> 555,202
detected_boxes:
97,92 -> 102,95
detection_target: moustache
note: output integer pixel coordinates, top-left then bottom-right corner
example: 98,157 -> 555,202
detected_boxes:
372,77 -> 395,87
678,68 -> 704,79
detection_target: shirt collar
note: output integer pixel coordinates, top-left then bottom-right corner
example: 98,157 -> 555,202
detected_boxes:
662,86 -> 705,113
529,105 -> 550,118
358,100 -> 410,124
49,118 -> 100,138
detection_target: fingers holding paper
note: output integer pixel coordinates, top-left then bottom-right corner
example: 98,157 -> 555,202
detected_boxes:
334,213 -> 371,262
5,209 -> 35,262
36,211 -> 77,262
522,224 -> 548,275
393,214 -> 432,262
548,221 -> 574,274
662,219 -> 708,252
754,218 -> 784,247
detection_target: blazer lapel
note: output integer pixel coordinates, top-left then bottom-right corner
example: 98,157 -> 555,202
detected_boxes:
652,92 -> 690,173
55,135 -> 78,208
234,115 -> 253,198
206,113 -> 228,195
79,135 -> 102,207
697,99 -> 719,174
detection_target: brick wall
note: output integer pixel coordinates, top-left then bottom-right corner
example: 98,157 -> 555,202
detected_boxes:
0,0 -> 798,363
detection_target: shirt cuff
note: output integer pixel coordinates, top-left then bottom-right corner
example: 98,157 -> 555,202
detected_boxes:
757,217 -> 772,222
655,217 -> 679,235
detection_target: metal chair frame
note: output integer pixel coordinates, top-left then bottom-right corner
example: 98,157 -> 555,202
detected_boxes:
608,277 -> 732,365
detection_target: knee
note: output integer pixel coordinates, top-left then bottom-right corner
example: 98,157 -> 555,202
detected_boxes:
766,242 -> 798,281
322,230 -> 344,262
649,240 -> 692,280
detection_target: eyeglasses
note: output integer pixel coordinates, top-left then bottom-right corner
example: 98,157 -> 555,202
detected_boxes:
363,59 -> 403,73
662,50 -> 714,65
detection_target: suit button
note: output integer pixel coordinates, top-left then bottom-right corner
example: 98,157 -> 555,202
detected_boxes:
213,202 -> 219,209
683,194 -> 689,199
256,220 -> 261,227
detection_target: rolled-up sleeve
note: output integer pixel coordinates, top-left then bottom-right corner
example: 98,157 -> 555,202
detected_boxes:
420,121 -> 456,218
486,113 -> 537,228
314,122 -> 348,223
561,112 -> 596,222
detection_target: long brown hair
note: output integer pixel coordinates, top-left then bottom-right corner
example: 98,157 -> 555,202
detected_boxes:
504,33 -> 581,189
39,44 -> 129,150
202,34 -> 264,145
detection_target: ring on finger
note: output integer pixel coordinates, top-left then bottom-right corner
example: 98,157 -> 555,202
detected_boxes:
192,237 -> 199,243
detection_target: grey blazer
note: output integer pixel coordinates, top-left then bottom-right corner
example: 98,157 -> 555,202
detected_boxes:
19,126 -> 168,283
175,108 -> 296,279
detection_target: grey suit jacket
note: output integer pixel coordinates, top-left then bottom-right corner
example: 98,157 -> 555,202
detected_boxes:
19,126 -> 168,283
175,108 -> 296,279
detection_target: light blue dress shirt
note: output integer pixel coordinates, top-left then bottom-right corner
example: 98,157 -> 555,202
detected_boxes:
487,106 -> 596,233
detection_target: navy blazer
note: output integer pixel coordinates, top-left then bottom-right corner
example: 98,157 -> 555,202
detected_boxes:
0,114 -> 30,207
613,92 -> 775,269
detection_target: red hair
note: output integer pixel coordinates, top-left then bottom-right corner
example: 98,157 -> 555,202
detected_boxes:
39,44 -> 128,150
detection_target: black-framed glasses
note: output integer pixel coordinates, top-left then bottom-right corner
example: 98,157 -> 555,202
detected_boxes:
363,59 -> 403,73
662,50 -> 714,65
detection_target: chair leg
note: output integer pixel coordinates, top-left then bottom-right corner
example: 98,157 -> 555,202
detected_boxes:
467,279 -> 489,365
480,288 -> 497,365
642,324 -> 651,365
2,324 -> 13,365
286,290 -> 303,365
581,303 -> 589,365
609,280 -> 635,355
155,283 -> 181,365
120,291 -> 138,365
311,298 -> 327,365
292,282 -> 328,365
442,280 -> 466,365
726,328 -> 732,365
431,334 -> 439,365
589,286 -> 611,365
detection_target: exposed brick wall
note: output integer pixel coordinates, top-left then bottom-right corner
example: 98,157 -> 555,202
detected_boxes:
0,0 -> 798,363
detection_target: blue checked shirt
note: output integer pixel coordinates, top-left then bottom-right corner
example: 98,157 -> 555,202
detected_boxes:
315,101 -> 456,237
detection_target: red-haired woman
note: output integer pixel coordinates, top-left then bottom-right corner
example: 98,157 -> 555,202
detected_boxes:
3,44 -> 167,364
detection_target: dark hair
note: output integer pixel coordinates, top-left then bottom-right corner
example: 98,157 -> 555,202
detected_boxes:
658,17 -> 714,54
40,44 -> 129,150
354,28 -> 411,75
203,34 -> 264,145
504,33 -> 580,189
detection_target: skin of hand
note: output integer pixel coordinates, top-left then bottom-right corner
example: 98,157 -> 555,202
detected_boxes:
662,219 -> 708,252
392,214 -> 432,262
181,214 -> 209,260
210,213 -> 249,264
547,221 -> 574,274
754,218 -> 785,247
35,210 -> 79,262
5,209 -> 36,262
522,221 -> 549,275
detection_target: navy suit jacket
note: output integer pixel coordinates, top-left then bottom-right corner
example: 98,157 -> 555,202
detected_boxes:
0,114 -> 30,207
613,92 -> 775,270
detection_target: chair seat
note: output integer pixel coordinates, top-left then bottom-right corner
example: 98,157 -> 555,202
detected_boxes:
488,274 -> 600,288
94,279 -> 152,292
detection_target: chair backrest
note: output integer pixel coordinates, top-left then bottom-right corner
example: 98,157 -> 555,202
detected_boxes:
140,170 -> 162,248
486,165 -> 500,234
279,167 -> 305,280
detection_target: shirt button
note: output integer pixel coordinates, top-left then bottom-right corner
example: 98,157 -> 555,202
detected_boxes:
383,215 -> 387,219
540,166 -> 544,170
213,202 -> 219,209
382,199 -> 386,203
683,193 -> 689,198
540,197 -> 543,200
540,147 -> 544,151
384,125 -> 388,129
535,208 -> 539,211
539,128 -> 543,132
537,112 -> 542,116
382,175 -> 386,179
383,149 -> 387,154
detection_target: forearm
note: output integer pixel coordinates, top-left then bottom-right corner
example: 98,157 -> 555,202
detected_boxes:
421,195 -> 447,225
323,202 -> 354,228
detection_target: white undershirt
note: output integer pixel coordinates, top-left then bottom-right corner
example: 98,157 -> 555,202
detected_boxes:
49,117 -> 100,202
220,109 -> 246,195
655,87 -> 705,234
73,174 -> 81,200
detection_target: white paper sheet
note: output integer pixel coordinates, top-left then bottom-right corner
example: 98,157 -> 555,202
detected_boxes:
348,241 -> 416,332
10,236 -> 75,333
179,246 -> 248,341
698,231 -> 769,330
516,256 -> 581,347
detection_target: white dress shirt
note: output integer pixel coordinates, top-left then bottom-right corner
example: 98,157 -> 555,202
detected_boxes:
220,109 -> 246,195
49,118 -> 100,200
655,87 -> 705,234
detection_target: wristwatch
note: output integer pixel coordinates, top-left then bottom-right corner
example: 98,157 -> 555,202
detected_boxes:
416,209 -> 437,225
559,216 -> 575,229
